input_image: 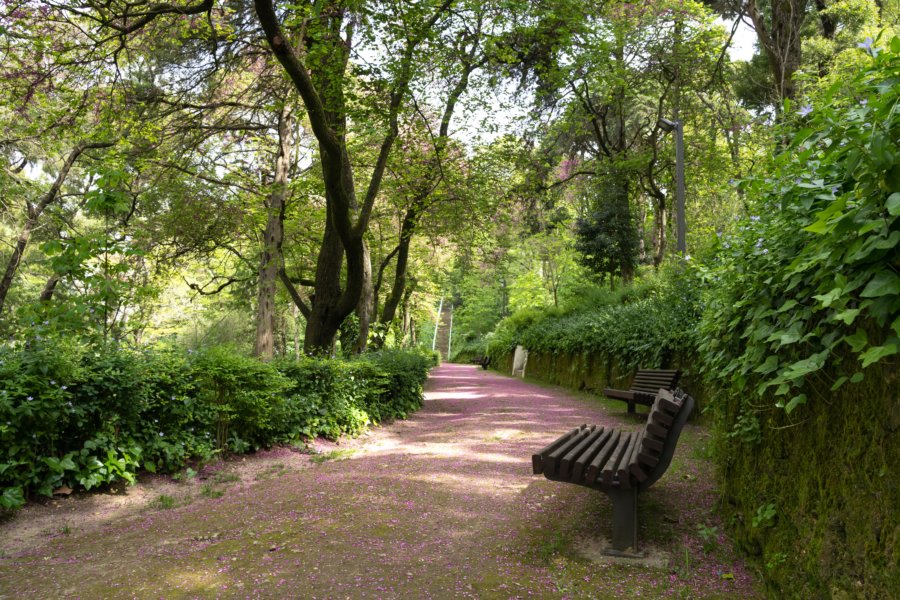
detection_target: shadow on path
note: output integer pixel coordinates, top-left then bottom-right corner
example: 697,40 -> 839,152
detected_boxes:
0,363 -> 759,599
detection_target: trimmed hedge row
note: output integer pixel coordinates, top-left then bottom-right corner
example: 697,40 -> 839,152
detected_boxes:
485,269 -> 701,374
0,340 -> 436,509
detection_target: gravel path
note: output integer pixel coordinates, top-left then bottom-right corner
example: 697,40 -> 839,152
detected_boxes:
0,363 -> 760,598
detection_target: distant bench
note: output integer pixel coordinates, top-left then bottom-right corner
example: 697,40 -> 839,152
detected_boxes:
603,369 -> 681,414
469,356 -> 490,370
532,388 -> 694,554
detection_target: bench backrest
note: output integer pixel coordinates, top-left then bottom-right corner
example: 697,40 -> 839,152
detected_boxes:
636,388 -> 693,492
630,369 -> 681,395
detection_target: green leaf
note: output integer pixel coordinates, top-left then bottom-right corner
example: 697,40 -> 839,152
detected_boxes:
785,394 -> 807,414
850,372 -> 865,384
833,309 -> 860,325
861,272 -> 900,298
783,350 -> 829,380
777,299 -> 799,313
830,376 -> 848,391
812,288 -> 842,308
844,329 -> 869,352
754,355 -> 779,375
803,220 -> 829,234
860,344 -> 898,368
1,486 -> 25,509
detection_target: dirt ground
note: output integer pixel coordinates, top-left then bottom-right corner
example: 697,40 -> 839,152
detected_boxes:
0,363 -> 761,599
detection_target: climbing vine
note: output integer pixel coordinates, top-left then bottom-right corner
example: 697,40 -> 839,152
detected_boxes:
697,36 -> 900,414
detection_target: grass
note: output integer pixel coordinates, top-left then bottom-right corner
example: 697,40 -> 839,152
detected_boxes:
154,494 -> 177,510
254,462 -> 289,480
199,484 -> 225,499
211,472 -> 240,484
310,449 -> 356,464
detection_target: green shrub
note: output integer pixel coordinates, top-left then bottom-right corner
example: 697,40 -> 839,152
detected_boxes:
486,267 -> 701,370
0,341 -> 433,509
696,37 -> 900,598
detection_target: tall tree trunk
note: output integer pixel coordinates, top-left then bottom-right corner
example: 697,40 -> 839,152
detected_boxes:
39,274 -> 60,302
653,202 -> 667,267
255,0 -> 451,355
254,106 -> 293,360
353,239 -> 374,353
379,206 -> 417,327
0,140 -> 113,316
746,0 -> 805,102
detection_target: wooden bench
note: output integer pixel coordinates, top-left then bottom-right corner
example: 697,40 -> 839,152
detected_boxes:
603,369 -> 681,414
469,356 -> 490,370
532,388 -> 694,554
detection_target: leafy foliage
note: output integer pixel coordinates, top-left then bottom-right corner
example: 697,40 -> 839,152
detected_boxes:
697,39 -> 900,415
0,342 -> 433,509
486,268 -> 701,370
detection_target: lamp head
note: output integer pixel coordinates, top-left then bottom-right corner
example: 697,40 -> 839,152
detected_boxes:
657,118 -> 677,132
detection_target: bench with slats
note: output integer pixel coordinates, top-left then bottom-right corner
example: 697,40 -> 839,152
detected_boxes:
602,368 -> 681,414
532,388 -> 694,554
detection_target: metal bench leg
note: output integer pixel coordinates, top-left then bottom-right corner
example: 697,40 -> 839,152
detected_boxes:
608,489 -> 638,553
627,400 -> 636,414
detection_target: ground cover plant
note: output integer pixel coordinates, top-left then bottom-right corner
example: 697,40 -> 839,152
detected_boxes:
0,342 -> 434,510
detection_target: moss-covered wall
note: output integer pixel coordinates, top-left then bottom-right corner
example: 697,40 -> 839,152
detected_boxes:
496,349 -> 898,597
716,358 -> 899,598
501,349 -> 711,412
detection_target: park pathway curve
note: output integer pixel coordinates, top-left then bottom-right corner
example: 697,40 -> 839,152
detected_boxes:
0,363 -> 759,599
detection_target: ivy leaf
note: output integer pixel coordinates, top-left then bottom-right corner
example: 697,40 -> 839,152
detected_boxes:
782,350 -> 829,380
785,394 -> 807,414
844,329 -> 869,352
850,372 -> 865,384
754,355 -> 780,374
833,308 -> 861,325
777,299 -> 799,313
860,272 -> 900,298
830,376 -> 848,391
812,288 -> 842,308
884,192 -> 900,216
860,343 -> 898,368
1,486 -> 25,509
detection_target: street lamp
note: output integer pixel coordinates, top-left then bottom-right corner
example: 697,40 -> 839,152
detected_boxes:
657,117 -> 686,256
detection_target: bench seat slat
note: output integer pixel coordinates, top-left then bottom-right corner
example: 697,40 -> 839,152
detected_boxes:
586,430 -> 622,482
601,432 -> 633,486
532,426 -> 581,474
560,426 -> 605,479
544,426 -> 593,476
602,388 -> 634,401
573,428 -> 614,481
617,431 -> 644,489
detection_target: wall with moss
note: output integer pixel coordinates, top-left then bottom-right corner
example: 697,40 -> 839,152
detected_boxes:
500,349 -> 711,412
715,358 -> 899,598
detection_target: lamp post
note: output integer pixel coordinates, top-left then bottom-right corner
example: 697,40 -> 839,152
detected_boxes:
658,117 -> 686,256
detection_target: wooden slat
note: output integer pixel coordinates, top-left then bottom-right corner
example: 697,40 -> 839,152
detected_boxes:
637,449 -> 659,468
560,426 -> 604,480
641,435 -> 664,453
544,426 -> 591,476
647,422 -> 668,438
602,388 -> 634,401
532,426 -> 580,474
650,409 -> 674,427
573,428 -> 614,481
628,430 -> 650,483
616,431 -> 643,489
586,430 -> 621,482
602,432 -> 634,486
